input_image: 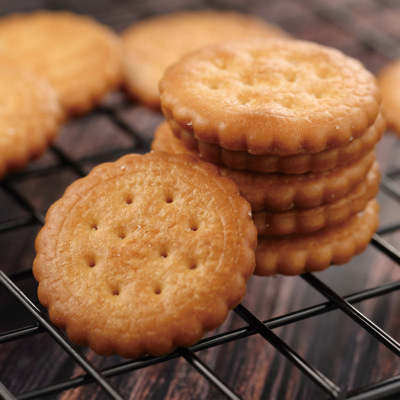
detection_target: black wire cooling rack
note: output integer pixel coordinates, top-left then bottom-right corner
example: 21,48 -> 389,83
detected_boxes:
0,1 -> 400,399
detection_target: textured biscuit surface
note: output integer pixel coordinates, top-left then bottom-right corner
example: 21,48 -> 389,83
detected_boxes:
255,199 -> 379,276
0,11 -> 123,116
160,38 -> 381,156
253,161 -> 380,235
122,10 -> 289,108
377,60 -> 400,135
152,121 -> 377,211
33,152 -> 257,358
0,63 -> 63,178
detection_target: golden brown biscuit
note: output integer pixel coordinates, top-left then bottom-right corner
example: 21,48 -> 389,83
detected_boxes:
253,161 -> 380,235
122,10 -> 289,108
152,121 -> 377,211
377,59 -> 400,135
33,152 -> 257,359
0,11 -> 123,116
160,37 -> 381,156
0,62 -> 63,178
255,199 -> 379,276
168,112 -> 385,173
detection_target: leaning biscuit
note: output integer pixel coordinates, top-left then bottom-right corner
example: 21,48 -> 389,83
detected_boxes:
152,121 -> 377,211
255,199 -> 379,276
122,10 -> 289,108
160,37 -> 381,156
253,161 -> 380,235
169,112 -> 385,174
0,11 -> 123,116
0,62 -> 63,178
377,59 -> 400,135
33,152 -> 257,359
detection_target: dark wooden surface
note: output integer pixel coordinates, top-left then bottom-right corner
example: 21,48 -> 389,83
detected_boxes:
0,1 -> 400,399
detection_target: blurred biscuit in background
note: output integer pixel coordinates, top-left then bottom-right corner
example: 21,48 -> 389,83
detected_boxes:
121,10 -> 290,108
0,11 -> 123,116
378,59 -> 400,136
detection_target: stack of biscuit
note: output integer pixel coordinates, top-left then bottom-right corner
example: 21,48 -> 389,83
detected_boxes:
154,37 -> 385,276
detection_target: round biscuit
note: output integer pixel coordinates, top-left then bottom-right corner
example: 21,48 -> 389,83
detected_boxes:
122,10 -> 289,108
160,37 -> 381,156
0,63 -> 63,178
255,199 -> 379,276
33,152 -> 257,359
0,11 -> 123,116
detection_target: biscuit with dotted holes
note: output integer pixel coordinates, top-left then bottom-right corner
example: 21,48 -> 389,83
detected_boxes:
168,112 -> 385,174
0,62 -> 63,178
253,161 -> 380,235
122,10 -> 289,108
151,121 -> 377,211
255,199 -> 379,276
377,59 -> 400,136
33,152 -> 257,359
160,37 -> 381,156
0,11 -> 123,116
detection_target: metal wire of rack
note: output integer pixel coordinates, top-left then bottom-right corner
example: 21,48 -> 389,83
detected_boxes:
0,1 -> 400,399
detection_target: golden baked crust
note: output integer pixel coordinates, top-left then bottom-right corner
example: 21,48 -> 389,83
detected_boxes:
253,161 -> 380,235
160,37 -> 381,156
33,152 -> 257,358
0,62 -> 63,178
168,111 -> 385,173
255,199 -> 379,276
122,10 -> 289,108
152,121 -> 377,211
0,11 -> 123,116
377,59 -> 400,135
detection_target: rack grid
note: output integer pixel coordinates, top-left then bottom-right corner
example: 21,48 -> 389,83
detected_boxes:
0,1 -> 400,399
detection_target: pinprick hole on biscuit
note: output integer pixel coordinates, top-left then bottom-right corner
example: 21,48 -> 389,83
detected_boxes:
118,231 -> 126,240
237,95 -> 249,106
190,223 -> 198,232
316,68 -> 330,79
309,88 -> 325,99
214,58 -> 227,69
125,197 -> 133,205
160,250 -> 168,258
282,98 -> 294,109
91,223 -> 98,231
189,262 -> 197,270
154,285 -> 162,295
112,288 -> 120,296
165,194 -> 174,203
87,256 -> 96,268
284,71 -> 297,82
242,75 -> 254,86
208,82 -> 219,90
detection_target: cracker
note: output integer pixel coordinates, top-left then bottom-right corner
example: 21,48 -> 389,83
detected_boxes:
0,62 -> 63,178
152,121 -> 377,211
33,152 -> 257,358
253,161 -> 380,235
377,59 -> 400,135
122,10 -> 289,108
255,199 -> 379,276
160,37 -> 381,156
0,11 -> 123,116
168,111 -> 385,173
